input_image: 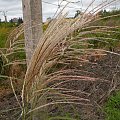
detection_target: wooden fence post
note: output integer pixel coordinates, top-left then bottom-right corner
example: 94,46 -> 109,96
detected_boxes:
22,0 -> 43,66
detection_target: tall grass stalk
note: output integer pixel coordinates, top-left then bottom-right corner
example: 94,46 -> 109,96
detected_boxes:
1,0 -> 120,119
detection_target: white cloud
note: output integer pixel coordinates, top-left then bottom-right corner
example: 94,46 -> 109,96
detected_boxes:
0,0 -> 120,22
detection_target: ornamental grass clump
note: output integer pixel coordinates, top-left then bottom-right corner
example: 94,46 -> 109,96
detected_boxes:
0,0 -> 120,119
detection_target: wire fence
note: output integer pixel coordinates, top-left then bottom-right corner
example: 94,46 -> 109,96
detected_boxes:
0,0 -> 119,22
0,0 -> 82,21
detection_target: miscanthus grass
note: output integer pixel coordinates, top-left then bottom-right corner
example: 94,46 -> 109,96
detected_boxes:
0,0 -> 120,120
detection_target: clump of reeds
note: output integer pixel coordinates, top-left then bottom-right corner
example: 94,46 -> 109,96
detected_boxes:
1,0 -> 120,119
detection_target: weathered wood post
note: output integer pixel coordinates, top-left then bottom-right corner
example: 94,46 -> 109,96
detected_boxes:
22,0 -> 43,66
22,0 -> 44,119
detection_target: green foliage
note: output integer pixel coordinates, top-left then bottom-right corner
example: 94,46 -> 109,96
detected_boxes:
0,23 -> 15,48
99,9 -> 120,17
14,51 -> 26,60
85,10 -> 120,50
0,23 -> 26,80
94,9 -> 120,26
0,27 -> 10,48
88,29 -> 120,50
43,24 -> 49,31
0,22 -> 15,27
104,91 -> 120,120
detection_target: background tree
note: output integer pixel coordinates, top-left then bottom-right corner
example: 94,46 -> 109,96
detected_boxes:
18,17 -> 23,25
9,19 -> 13,23
74,10 -> 81,18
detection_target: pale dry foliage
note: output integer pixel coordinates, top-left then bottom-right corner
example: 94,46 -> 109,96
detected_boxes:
0,0 -> 120,120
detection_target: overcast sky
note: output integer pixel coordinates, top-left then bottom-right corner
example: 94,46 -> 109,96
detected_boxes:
0,0 -> 119,22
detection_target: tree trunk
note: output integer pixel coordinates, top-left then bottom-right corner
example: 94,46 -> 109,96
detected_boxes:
22,0 -> 43,66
